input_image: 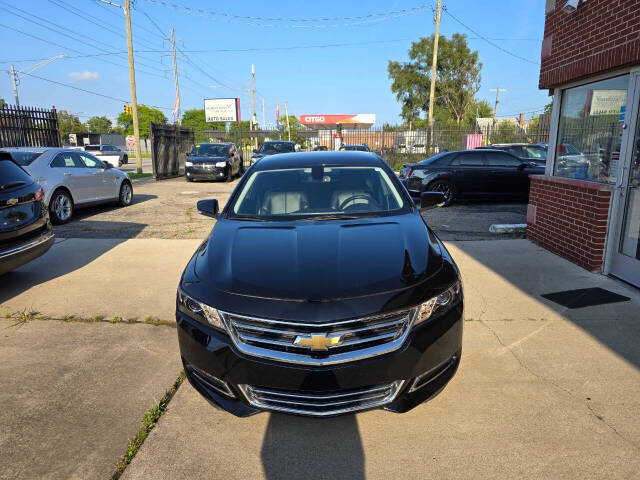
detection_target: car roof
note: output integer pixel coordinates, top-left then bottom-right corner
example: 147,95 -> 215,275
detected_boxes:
263,140 -> 295,144
489,143 -> 539,147
1,146 -> 49,152
253,151 -> 383,170
196,142 -> 232,145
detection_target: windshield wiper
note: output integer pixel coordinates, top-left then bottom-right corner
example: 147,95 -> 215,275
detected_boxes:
0,181 -> 26,191
231,215 -> 269,222
300,214 -> 362,221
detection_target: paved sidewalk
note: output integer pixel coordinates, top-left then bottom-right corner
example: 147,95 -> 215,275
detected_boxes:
0,238 -> 201,321
0,320 -> 180,480
120,239 -> 640,480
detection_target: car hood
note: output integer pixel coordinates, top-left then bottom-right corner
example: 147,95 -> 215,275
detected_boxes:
188,156 -> 228,163
194,213 -> 443,302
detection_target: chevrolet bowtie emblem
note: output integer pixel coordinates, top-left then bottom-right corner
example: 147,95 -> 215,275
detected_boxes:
7,198 -> 18,206
293,333 -> 344,351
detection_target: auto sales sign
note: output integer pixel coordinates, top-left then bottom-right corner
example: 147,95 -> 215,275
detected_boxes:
204,98 -> 241,123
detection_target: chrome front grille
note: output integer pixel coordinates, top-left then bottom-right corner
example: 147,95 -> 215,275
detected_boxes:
220,309 -> 416,365
238,381 -> 405,416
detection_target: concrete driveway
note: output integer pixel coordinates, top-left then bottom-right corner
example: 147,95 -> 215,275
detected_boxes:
1,237 -> 638,479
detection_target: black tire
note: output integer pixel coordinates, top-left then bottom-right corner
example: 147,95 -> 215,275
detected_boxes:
426,180 -> 455,207
238,163 -> 245,178
226,167 -> 233,182
49,189 -> 73,224
185,176 -> 193,182
118,181 -> 133,207
122,155 -> 128,164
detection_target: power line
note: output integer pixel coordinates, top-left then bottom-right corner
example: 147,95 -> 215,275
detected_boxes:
441,6 -> 540,66
144,0 -> 432,28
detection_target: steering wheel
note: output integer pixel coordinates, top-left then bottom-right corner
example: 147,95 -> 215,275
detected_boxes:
338,193 -> 375,211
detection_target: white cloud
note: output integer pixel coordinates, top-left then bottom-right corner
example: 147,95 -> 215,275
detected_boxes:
68,70 -> 100,82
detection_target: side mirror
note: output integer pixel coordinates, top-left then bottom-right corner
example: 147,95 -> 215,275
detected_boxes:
253,149 -> 258,154
420,191 -> 445,210
197,199 -> 219,219
102,162 -> 112,169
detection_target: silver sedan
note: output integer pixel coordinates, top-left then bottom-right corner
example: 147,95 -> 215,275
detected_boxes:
1,147 -> 133,224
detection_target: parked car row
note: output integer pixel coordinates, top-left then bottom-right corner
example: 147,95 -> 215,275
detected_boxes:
398,148 -> 544,206
0,147 -> 134,276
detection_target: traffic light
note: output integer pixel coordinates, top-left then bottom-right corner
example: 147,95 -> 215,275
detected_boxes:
123,104 -> 132,115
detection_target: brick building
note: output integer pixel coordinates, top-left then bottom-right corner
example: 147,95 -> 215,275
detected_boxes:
527,0 -> 640,287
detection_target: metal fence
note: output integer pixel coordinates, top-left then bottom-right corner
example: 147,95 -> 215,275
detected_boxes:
0,105 -> 61,148
149,122 -> 194,180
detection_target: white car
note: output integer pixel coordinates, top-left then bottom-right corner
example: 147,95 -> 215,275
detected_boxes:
1,147 -> 133,224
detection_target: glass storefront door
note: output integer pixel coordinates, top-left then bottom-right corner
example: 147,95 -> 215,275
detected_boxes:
610,74 -> 640,286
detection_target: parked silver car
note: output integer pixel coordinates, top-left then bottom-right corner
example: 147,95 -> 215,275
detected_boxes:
83,144 -> 128,167
1,147 -> 133,224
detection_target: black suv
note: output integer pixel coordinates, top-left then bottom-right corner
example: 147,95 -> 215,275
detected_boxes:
0,152 -> 55,275
251,141 -> 296,165
176,151 -> 463,417
185,143 -> 243,182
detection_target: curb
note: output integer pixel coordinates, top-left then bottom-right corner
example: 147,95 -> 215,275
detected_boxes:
489,223 -> 527,234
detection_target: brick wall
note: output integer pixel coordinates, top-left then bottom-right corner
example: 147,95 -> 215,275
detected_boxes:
539,0 -> 640,88
527,175 -> 613,271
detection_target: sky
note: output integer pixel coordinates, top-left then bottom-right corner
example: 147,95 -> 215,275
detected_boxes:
0,0 -> 550,127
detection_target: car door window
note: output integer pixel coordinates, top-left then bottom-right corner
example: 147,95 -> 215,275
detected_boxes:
486,152 -> 522,167
524,146 -> 547,159
450,153 -> 484,166
77,152 -> 103,168
51,152 -> 82,168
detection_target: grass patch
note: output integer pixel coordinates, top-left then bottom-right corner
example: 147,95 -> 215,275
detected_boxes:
127,172 -> 153,180
93,315 -> 105,322
184,207 -> 193,223
112,371 -> 185,479
9,307 -> 45,326
110,316 -> 124,324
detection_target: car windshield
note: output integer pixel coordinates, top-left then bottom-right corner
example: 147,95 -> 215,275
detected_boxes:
5,151 -> 43,166
191,144 -> 230,156
230,165 -> 407,220
259,143 -> 295,155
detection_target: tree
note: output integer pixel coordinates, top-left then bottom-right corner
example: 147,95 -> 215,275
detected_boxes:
0,98 -> 6,108
388,33 -> 482,125
464,99 -> 493,124
57,110 -> 85,144
489,120 -> 519,144
181,108 -> 226,141
116,104 -> 166,139
279,115 -> 308,146
86,115 -> 112,133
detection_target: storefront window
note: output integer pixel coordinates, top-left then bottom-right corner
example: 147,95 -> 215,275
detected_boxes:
555,75 -> 628,183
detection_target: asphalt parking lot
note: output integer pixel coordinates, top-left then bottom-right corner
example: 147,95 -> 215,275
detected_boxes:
53,175 -> 526,241
1,173 -> 638,480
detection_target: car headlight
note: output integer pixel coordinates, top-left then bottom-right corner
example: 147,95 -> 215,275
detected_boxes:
414,281 -> 462,327
177,289 -> 225,331
185,161 -> 193,167
215,161 -> 227,167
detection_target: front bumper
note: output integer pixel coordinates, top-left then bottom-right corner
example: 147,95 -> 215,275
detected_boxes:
0,225 -> 55,275
177,302 -> 463,417
185,165 -> 228,180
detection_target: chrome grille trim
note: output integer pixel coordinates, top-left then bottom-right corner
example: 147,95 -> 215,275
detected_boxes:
219,309 -> 417,366
238,381 -> 405,416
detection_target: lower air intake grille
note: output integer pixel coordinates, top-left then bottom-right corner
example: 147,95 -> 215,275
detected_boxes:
238,381 -> 404,416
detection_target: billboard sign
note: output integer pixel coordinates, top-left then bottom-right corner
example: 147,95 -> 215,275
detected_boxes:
204,98 -> 241,123
299,114 -> 376,129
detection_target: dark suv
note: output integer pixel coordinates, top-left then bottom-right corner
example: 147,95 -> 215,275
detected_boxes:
0,152 -> 55,275
176,151 -> 463,417
251,141 -> 296,165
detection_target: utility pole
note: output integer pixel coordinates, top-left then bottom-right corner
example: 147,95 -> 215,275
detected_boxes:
490,87 -> 506,125
124,0 -> 143,174
284,102 -> 291,141
261,98 -> 265,131
170,28 -> 181,125
10,65 -> 20,107
427,0 -> 442,129
251,64 -> 258,149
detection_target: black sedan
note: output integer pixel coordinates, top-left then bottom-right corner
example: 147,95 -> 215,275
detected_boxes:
176,151 -> 463,417
185,143 -> 243,182
0,152 -> 55,276
400,149 -> 544,206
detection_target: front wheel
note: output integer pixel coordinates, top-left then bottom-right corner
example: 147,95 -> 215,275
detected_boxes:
122,155 -> 128,165
426,180 -> 455,207
119,181 -> 133,207
49,189 -> 73,224
237,163 -> 245,178
226,168 -> 233,182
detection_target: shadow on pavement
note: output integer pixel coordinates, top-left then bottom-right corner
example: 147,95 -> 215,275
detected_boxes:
261,413 -> 364,480
447,239 -> 640,369
0,222 -> 146,304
